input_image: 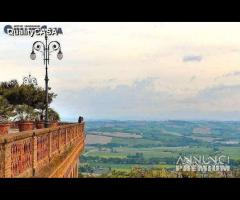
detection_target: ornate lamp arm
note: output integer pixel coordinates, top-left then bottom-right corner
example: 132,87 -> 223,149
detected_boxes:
32,41 -> 45,53
30,41 -> 46,62
48,41 -> 63,60
48,41 -> 61,53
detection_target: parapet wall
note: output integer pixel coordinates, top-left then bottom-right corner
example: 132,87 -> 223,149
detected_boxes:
0,122 -> 85,178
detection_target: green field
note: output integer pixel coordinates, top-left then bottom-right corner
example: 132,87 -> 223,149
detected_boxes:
80,120 -> 240,176
220,147 -> 240,160
81,162 -> 175,172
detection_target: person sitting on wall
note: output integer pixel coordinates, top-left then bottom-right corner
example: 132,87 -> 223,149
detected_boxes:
78,116 -> 84,123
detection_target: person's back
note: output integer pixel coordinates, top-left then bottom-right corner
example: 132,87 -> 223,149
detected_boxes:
78,116 -> 83,123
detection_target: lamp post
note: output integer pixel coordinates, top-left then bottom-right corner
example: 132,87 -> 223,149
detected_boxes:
30,32 -> 63,128
23,74 -> 38,86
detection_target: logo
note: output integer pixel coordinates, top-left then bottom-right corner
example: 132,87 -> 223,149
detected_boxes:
176,155 -> 230,172
4,25 -> 63,37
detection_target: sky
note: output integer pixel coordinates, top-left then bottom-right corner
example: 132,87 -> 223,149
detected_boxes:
1,22 -> 240,121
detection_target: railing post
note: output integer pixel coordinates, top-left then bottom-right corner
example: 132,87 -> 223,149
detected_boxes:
32,132 -> 37,176
58,127 -> 61,153
4,140 -> 12,178
65,127 -> 67,148
69,128 -> 72,145
66,128 -> 68,146
48,130 -> 52,162
69,128 -> 71,145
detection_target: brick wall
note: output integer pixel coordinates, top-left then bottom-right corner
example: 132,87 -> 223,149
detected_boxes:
0,122 -> 85,178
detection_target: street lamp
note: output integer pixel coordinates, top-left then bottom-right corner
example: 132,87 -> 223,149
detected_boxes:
23,74 -> 38,86
30,32 -> 63,128
30,51 -> 36,60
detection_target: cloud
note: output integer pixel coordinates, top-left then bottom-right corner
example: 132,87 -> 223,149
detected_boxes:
178,84 -> 240,116
182,55 -> 203,62
54,80 -> 240,121
224,71 -> 240,77
223,71 -> 240,78
52,77 -> 175,120
197,84 -> 240,100
214,71 -> 240,82
183,84 -> 240,104
53,75 -> 240,121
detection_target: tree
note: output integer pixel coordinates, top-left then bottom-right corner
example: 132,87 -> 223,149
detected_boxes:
0,80 -> 60,121
47,108 -> 60,121
0,79 -> 19,94
0,96 -> 14,122
0,80 -> 57,113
